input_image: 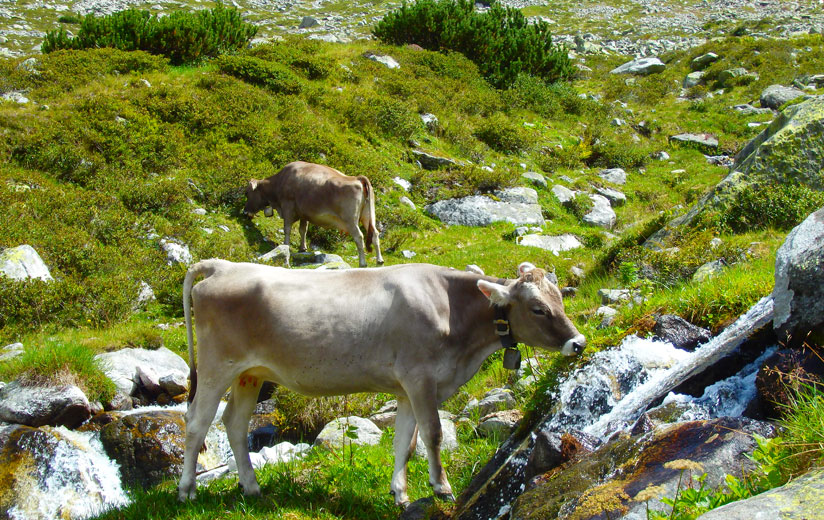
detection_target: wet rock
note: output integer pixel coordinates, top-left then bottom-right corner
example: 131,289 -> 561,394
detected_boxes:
0,424 -> 128,519
773,206 -> 824,345
653,315 -> 712,351
314,416 -> 383,449
511,418 -> 776,520
696,469 -> 824,519
760,84 -> 806,110
0,244 -> 53,281
524,430 -> 599,483
0,381 -> 91,428
100,410 -> 187,488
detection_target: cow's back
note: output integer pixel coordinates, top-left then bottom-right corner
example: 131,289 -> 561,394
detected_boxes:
191,262 -> 460,396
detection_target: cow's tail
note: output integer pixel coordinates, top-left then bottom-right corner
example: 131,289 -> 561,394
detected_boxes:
183,259 -> 220,404
359,176 -> 377,253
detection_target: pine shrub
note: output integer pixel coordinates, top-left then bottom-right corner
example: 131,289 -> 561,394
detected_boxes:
41,4 -> 257,65
216,55 -> 302,94
373,0 -> 573,89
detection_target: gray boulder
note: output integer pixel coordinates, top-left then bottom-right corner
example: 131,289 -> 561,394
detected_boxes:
696,469 -> 824,520
732,103 -> 773,116
496,187 -> 538,205
597,168 -> 627,185
690,52 -> 719,70
717,67 -> 758,87
610,57 -> 665,75
693,259 -> 725,282
596,305 -> 618,329
669,133 -> 719,152
259,244 -> 291,267
0,380 -> 91,428
478,410 -> 523,438
364,52 -> 400,69
521,172 -> 547,188
0,342 -> 24,362
463,388 -> 517,417
598,289 -> 631,305
159,239 -> 192,266
760,84 -> 806,110
551,184 -> 577,204
415,410 -> 458,457
426,195 -> 544,227
595,186 -> 626,206
95,347 -> 189,397
298,16 -> 318,29
518,234 -> 582,254
773,206 -> 824,344
683,70 -> 705,88
314,416 -> 383,449
582,194 -> 616,229
0,244 -> 53,281
411,150 -> 459,170
420,113 -> 438,132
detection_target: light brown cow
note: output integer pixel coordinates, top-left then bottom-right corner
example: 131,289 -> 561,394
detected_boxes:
177,260 -> 585,507
244,161 -> 383,268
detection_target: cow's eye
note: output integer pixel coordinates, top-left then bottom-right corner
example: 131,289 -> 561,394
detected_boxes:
531,308 -> 545,316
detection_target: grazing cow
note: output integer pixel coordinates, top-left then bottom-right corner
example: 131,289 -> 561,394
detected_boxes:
244,161 -> 383,268
177,260 -> 585,507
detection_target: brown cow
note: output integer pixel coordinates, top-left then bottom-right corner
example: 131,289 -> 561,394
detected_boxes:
244,161 -> 383,268
178,260 -> 585,507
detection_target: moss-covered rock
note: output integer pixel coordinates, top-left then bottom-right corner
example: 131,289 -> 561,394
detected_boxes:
510,417 -> 776,520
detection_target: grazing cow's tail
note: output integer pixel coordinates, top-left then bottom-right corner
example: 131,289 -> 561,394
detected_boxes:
359,176 -> 378,253
183,259 -> 220,404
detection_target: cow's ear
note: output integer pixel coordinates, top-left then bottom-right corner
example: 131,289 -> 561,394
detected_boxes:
465,264 -> 485,275
518,262 -> 536,276
249,179 -> 259,190
478,280 -> 511,306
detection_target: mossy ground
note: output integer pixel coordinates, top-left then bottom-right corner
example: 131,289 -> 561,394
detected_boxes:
1,3 -> 823,519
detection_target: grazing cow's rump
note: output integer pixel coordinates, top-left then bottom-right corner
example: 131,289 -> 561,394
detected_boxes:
243,161 -> 383,267
177,260 -> 585,507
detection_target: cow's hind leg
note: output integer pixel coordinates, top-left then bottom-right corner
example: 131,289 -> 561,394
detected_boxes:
223,373 -> 262,496
391,397 -> 417,508
298,219 -> 309,252
407,385 -> 454,501
179,378 -> 229,501
346,222 -> 368,268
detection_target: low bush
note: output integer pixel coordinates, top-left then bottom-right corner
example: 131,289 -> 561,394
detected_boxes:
216,54 -> 302,94
41,5 -> 257,65
411,164 -> 519,201
373,0 -> 573,89
474,112 -> 536,154
709,183 -> 824,233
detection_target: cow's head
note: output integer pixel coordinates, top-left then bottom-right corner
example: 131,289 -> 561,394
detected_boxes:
243,180 -> 273,218
477,262 -> 586,356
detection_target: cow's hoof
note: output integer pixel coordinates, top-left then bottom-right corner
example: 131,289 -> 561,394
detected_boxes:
435,491 -> 455,502
239,482 -> 261,496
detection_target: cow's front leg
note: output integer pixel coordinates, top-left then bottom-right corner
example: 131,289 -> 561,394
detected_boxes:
391,397 -> 417,508
282,219 -> 292,249
298,220 -> 308,252
407,386 -> 454,501
223,374 -> 262,496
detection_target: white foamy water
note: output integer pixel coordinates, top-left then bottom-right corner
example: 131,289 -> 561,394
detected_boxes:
7,427 -> 129,520
584,295 -> 775,439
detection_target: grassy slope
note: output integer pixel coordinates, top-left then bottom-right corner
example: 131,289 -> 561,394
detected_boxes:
1,14 -> 823,519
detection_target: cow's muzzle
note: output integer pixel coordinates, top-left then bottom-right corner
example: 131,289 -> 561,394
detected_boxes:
561,334 -> 587,356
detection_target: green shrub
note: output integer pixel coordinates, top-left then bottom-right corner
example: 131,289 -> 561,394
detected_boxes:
566,192 -> 594,220
412,164 -> 519,201
58,14 -> 83,24
41,5 -> 257,65
373,0 -> 573,89
342,93 -> 420,141
710,183 -> 824,233
503,75 -> 597,119
216,54 -> 302,94
474,112 -> 536,154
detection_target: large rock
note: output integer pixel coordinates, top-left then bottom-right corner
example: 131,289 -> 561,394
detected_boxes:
669,133 -> 719,152
510,418 -> 776,520
412,150 -> 459,170
314,416 -> 383,449
582,194 -> 616,229
653,315 -> 712,351
646,96 -> 824,247
95,347 -> 189,397
0,244 -> 53,281
0,424 -> 128,519
519,234 -> 582,254
610,57 -> 665,75
551,184 -> 577,204
0,381 -> 91,428
426,195 -> 544,227
773,206 -> 824,344
695,469 -> 824,520
462,388 -> 517,417
597,168 -> 627,185
99,410 -> 187,488
760,84 -> 806,110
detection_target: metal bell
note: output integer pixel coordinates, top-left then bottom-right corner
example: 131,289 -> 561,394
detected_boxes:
503,347 -> 521,370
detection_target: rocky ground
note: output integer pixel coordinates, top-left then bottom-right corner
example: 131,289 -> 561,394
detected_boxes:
2,0 -> 824,58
